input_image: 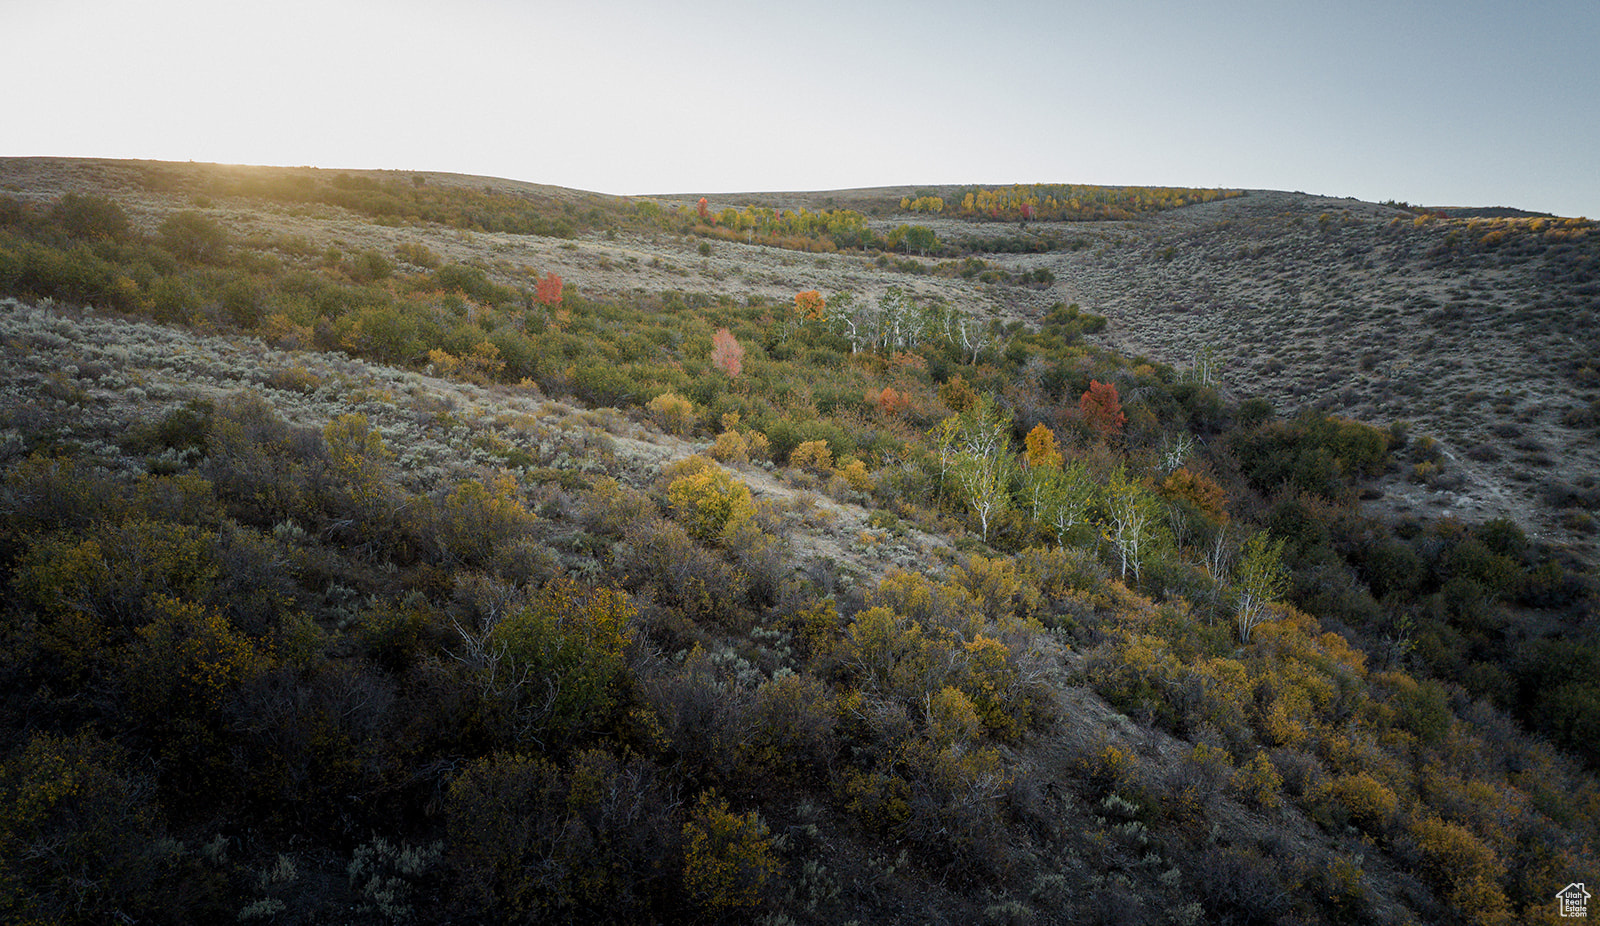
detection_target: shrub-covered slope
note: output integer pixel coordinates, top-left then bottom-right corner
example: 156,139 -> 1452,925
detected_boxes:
0,159 -> 1595,925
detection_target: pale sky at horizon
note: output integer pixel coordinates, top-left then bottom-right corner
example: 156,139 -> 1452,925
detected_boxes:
6,0 -> 1599,217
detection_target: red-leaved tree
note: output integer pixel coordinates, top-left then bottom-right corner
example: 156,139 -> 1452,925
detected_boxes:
697,197 -> 710,222
535,271 -> 563,307
1080,379 -> 1126,438
711,328 -> 744,378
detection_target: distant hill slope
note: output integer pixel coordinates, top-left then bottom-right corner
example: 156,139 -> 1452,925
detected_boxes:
1036,190 -> 1600,558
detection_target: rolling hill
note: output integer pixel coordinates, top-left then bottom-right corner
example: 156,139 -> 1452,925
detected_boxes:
0,158 -> 1595,925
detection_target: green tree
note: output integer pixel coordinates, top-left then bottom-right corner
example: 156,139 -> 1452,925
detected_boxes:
488,579 -> 636,744
1100,466 -> 1165,581
890,224 -> 938,255
1027,460 -> 1094,547
1235,531 -> 1289,642
158,211 -> 229,263
943,396 -> 1014,542
955,445 -> 1014,543
51,192 -> 131,241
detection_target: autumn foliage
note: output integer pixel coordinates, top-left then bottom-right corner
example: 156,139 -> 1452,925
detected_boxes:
711,328 -> 744,378
5,167 -> 1599,926
1024,423 -> 1063,469
647,392 -> 696,434
1159,467 -> 1229,522
682,791 -> 780,911
871,386 -> 909,417
666,458 -> 756,544
534,271 -> 563,307
789,440 -> 833,475
793,289 -> 825,320
1079,379 -> 1126,437
954,183 -> 1242,222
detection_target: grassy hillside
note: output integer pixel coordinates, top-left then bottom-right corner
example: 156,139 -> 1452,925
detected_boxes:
0,158 -> 1596,925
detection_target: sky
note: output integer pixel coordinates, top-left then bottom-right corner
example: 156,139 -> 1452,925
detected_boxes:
6,0 -> 1599,217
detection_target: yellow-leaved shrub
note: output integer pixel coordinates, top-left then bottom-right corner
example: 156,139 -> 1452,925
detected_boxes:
666,459 -> 755,545
682,791 -> 780,911
647,392 -> 695,435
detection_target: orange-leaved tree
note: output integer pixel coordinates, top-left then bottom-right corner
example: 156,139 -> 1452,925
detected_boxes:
1080,380 -> 1126,438
697,197 -> 710,222
794,290 -> 826,321
871,386 -> 909,418
1159,467 -> 1230,523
